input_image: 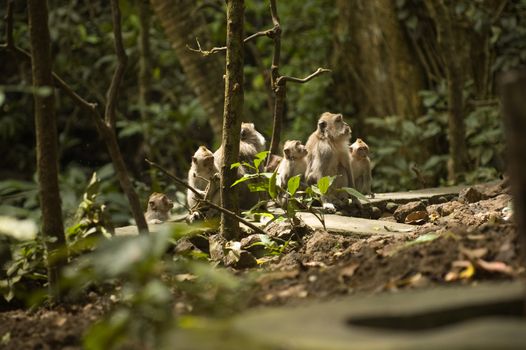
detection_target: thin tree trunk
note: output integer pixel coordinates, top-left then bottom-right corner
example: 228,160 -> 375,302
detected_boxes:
425,0 -> 469,181
27,0 -> 66,300
138,0 -> 152,155
150,0 -> 225,137
219,0 -> 245,241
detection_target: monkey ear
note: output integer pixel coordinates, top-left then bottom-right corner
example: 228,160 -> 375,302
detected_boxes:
284,148 -> 291,159
192,156 -> 197,164
335,114 -> 343,122
318,121 -> 327,130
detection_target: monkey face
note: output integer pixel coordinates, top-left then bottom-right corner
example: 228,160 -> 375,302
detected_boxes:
148,193 -> 173,212
283,140 -> 308,160
350,139 -> 369,159
240,123 -> 255,141
317,112 -> 352,141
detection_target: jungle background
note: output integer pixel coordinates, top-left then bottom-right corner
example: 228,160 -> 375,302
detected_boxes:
1,0 -> 524,227
0,0 -> 525,349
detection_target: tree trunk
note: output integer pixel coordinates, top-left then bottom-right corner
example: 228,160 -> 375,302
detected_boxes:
27,0 -> 66,300
498,70 -> 526,299
219,0 -> 244,241
425,0 -> 470,181
332,0 -> 424,130
150,0 -> 225,137
138,0 -> 152,154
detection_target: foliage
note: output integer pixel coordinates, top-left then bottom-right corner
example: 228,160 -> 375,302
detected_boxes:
60,223 -> 246,350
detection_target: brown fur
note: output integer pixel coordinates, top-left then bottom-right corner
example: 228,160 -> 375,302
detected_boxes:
277,140 -> 308,188
187,146 -> 219,208
145,192 -> 173,224
350,138 -> 372,195
305,112 -> 354,187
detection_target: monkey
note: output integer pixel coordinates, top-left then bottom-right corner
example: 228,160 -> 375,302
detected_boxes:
277,140 -> 308,188
305,112 -> 354,210
214,122 -> 267,173
213,122 -> 266,209
145,192 -> 173,224
349,138 -> 372,195
187,146 -> 220,209
264,154 -> 283,172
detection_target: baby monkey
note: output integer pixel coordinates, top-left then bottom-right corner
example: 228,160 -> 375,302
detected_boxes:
145,192 -> 173,224
277,140 -> 308,188
349,138 -> 372,195
187,146 -> 220,209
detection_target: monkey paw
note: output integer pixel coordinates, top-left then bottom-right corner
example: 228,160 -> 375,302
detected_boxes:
322,202 -> 337,214
186,211 -> 203,224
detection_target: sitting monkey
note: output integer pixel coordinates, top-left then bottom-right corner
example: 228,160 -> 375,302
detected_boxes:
145,192 -> 173,224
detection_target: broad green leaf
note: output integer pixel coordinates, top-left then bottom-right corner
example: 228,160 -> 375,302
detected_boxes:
287,175 -> 301,196
317,176 -> 336,195
230,162 -> 241,169
231,174 -> 255,187
253,151 -> 269,170
341,187 -> 370,203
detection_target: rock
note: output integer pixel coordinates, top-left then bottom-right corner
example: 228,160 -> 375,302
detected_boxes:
266,219 -> 311,240
209,233 -> 226,262
174,239 -> 194,254
385,202 -> 399,213
240,234 -> 267,257
440,201 -> 463,216
224,249 -> 258,269
393,201 -> 427,223
370,206 -> 382,220
459,187 -> 486,204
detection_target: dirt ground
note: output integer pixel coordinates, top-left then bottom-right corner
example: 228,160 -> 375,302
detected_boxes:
1,180 -> 523,349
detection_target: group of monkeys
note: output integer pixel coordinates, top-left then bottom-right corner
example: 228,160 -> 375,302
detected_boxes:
145,112 -> 372,224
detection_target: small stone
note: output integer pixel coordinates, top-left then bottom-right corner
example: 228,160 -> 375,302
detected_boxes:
385,202 -> 399,213
209,234 -> 226,262
224,249 -> 257,269
459,187 -> 486,204
393,201 -> 427,223
370,206 -> 382,220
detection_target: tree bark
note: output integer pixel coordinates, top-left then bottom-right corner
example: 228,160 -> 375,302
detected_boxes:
138,0 -> 152,154
498,70 -> 526,301
332,0 -> 424,128
150,0 -> 225,137
219,0 -> 245,241
27,0 -> 66,299
425,0 -> 470,181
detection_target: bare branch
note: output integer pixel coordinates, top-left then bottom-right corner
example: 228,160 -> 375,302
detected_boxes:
105,0 -> 128,129
145,158 -> 267,236
276,68 -> 331,86
187,28 -> 274,56
2,0 -> 14,48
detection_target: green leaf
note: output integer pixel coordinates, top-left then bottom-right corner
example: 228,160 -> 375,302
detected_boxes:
287,175 -> 301,196
341,187 -> 370,203
317,176 -> 336,195
230,162 -> 241,169
268,171 -> 277,199
253,151 -> 269,170
405,232 -> 440,247
231,175 -> 253,187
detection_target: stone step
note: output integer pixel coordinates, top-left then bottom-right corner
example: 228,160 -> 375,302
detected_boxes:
233,281 -> 526,350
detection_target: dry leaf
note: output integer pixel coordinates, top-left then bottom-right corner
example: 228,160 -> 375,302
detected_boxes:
476,259 -> 515,276
339,262 -> 360,282
55,317 -> 67,327
404,211 -> 429,225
